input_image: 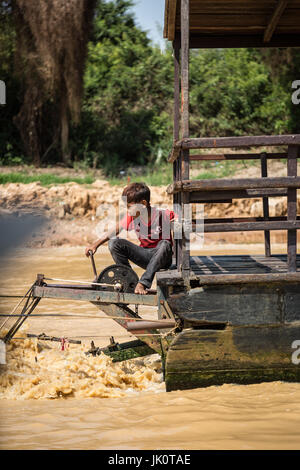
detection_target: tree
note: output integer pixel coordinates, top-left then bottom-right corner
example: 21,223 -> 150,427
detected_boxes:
72,0 -> 173,174
12,0 -> 97,166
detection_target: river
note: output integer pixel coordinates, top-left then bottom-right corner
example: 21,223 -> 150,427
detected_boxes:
1,244 -> 300,450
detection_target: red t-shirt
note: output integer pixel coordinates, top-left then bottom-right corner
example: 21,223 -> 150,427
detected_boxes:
120,207 -> 176,249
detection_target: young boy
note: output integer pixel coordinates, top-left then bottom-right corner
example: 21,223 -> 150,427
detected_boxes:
85,182 -> 176,294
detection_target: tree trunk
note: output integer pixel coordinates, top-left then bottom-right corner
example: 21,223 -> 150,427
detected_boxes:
60,94 -> 71,166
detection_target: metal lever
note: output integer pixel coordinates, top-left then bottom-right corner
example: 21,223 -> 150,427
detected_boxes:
88,250 -> 98,281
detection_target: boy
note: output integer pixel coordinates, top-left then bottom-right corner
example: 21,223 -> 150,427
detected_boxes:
85,182 -> 176,294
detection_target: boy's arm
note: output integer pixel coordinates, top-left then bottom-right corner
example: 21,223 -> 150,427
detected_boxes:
85,221 -> 121,257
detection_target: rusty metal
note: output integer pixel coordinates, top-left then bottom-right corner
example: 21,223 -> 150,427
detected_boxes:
26,333 -> 81,345
88,250 -> 98,281
96,264 -> 139,293
85,337 -> 155,360
127,319 -> 176,332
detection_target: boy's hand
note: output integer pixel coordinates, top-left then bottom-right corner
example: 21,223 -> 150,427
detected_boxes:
85,244 -> 98,257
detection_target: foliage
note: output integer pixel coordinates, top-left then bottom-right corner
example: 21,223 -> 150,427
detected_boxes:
189,48 -> 290,137
71,0 -> 173,174
0,0 -> 299,175
0,1 -> 24,163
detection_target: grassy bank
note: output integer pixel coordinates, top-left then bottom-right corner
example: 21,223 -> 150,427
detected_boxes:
0,158 -> 288,187
0,172 -> 95,186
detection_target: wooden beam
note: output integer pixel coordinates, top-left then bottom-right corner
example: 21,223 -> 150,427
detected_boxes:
180,134 -> 300,150
189,153 -> 286,161
189,33 -> 300,49
261,152 -> 271,256
163,0 -> 169,38
168,135 -> 300,162
164,0 -> 177,40
192,272 -> 300,285
181,0 -> 189,144
264,0 -> 289,43
180,0 -> 190,273
189,188 -> 289,202
197,219 -> 300,233
202,216 -> 300,224
287,145 -> 299,272
173,34 -> 180,269
167,176 -> 300,194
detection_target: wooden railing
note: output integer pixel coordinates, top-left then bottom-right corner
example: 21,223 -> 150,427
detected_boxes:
170,136 -> 300,273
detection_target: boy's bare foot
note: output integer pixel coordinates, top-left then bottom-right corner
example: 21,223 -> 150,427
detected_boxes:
134,282 -> 148,295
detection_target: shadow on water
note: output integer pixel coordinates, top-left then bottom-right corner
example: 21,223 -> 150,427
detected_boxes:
0,211 -> 46,258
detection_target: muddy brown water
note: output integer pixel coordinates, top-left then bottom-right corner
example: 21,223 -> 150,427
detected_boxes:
1,244 -> 300,450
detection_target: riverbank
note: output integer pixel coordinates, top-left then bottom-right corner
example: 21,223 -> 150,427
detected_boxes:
1,161 -> 299,247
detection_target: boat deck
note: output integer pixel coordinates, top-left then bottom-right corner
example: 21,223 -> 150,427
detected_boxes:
156,254 -> 300,286
190,254 -> 300,275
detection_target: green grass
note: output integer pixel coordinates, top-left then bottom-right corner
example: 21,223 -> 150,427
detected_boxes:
108,164 -> 173,186
0,172 -> 95,186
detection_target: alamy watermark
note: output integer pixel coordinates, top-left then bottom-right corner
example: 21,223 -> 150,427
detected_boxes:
0,80 -> 6,105
291,340 -> 300,365
291,80 -> 300,105
94,199 -> 205,248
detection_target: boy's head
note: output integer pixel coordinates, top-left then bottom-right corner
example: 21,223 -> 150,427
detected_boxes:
122,182 -> 151,218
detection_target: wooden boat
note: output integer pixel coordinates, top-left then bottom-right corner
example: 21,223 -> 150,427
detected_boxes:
159,0 -> 300,391
2,0 -> 300,392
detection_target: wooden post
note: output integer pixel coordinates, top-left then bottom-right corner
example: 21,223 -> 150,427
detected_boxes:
261,152 -> 271,256
173,34 -> 181,269
180,0 -> 190,275
287,145 -> 299,272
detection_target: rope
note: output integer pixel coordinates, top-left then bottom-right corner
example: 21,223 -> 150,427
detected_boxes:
0,295 -> 30,299
43,277 -> 118,288
0,284 -> 35,331
0,314 -> 162,321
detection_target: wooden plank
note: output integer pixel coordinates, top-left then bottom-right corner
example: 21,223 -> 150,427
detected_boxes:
189,152 -> 286,161
164,0 -> 169,38
189,33 -> 300,48
167,176 -> 300,194
287,145 -> 299,272
32,285 -> 158,306
190,254 -> 300,271
193,272 -> 300,284
156,267 -> 300,287
194,218 -> 300,232
180,0 -> 190,273
173,34 -> 180,270
284,283 -> 300,321
165,325 -> 300,391
264,0 -> 289,42
168,134 -> 300,162
202,216 -> 300,224
261,152 -> 271,256
180,134 -> 300,150
167,282 -> 300,324
173,34 -> 180,143
188,1 -> 290,14
190,188 -> 288,201
164,0 -> 178,40
189,266 -> 299,274
181,0 -> 189,142
199,220 -> 300,232
168,285 -> 281,325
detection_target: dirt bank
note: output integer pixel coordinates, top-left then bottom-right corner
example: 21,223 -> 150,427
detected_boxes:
0,178 -> 299,247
